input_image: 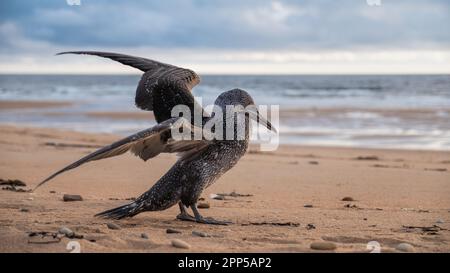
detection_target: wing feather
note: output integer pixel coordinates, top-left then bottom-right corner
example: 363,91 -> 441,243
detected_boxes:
57,51 -> 200,115
35,117 -> 209,190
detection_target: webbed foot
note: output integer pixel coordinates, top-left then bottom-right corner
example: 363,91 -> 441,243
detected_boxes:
176,202 -> 197,222
191,203 -> 232,225
176,213 -> 197,222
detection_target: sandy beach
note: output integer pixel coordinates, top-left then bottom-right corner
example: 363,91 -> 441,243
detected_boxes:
0,120 -> 449,252
1,0 -> 449,258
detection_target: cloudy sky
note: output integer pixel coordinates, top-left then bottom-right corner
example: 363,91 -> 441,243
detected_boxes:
0,0 -> 449,74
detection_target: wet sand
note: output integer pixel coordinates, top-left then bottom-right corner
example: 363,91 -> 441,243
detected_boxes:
84,111 -> 154,120
0,124 -> 449,252
0,100 -> 72,110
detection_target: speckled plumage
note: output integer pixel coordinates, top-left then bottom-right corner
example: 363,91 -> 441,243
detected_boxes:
95,89 -> 254,222
119,139 -> 248,214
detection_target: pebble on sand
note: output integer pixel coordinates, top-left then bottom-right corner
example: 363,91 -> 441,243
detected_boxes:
192,231 -> 209,237
355,155 -> 379,161
209,193 -> 225,200
310,242 -> 337,251
341,197 -> 355,201
396,243 -> 415,253
63,194 -> 83,202
106,223 -> 121,230
171,239 -> 191,249
59,227 -> 74,237
20,208 -> 29,212
197,202 -> 210,209
304,204 -> 313,208
141,233 -> 149,239
166,228 -> 182,234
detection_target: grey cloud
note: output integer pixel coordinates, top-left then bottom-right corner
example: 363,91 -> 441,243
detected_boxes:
0,0 -> 449,53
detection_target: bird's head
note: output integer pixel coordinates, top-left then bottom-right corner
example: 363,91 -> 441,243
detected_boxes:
214,88 -> 255,108
213,89 -> 276,134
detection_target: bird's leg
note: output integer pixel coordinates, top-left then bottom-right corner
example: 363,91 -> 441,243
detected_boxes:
176,202 -> 196,222
191,203 -> 232,225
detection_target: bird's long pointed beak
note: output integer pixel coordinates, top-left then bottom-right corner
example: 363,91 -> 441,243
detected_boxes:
246,107 -> 277,133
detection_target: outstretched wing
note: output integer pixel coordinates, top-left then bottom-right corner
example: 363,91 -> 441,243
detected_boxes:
35,117 -> 209,190
57,51 -> 202,122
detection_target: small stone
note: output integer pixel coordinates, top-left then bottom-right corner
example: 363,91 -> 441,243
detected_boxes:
171,239 -> 191,249
308,161 -> 319,165
192,231 -> 209,237
209,194 -> 225,200
69,234 -> 82,240
49,191 -> 56,193
166,228 -> 182,234
84,235 -> 97,243
306,224 -> 316,230
20,208 -> 29,212
310,242 -> 337,251
436,219 -> 444,224
197,202 -> 210,209
304,204 -> 313,208
141,233 -> 149,239
355,155 -> 379,161
59,227 -> 74,237
63,194 -> 83,202
342,197 -> 355,201
106,223 -> 121,230
396,243 -> 415,253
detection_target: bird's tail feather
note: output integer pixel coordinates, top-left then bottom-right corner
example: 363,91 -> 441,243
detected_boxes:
95,201 -> 142,220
